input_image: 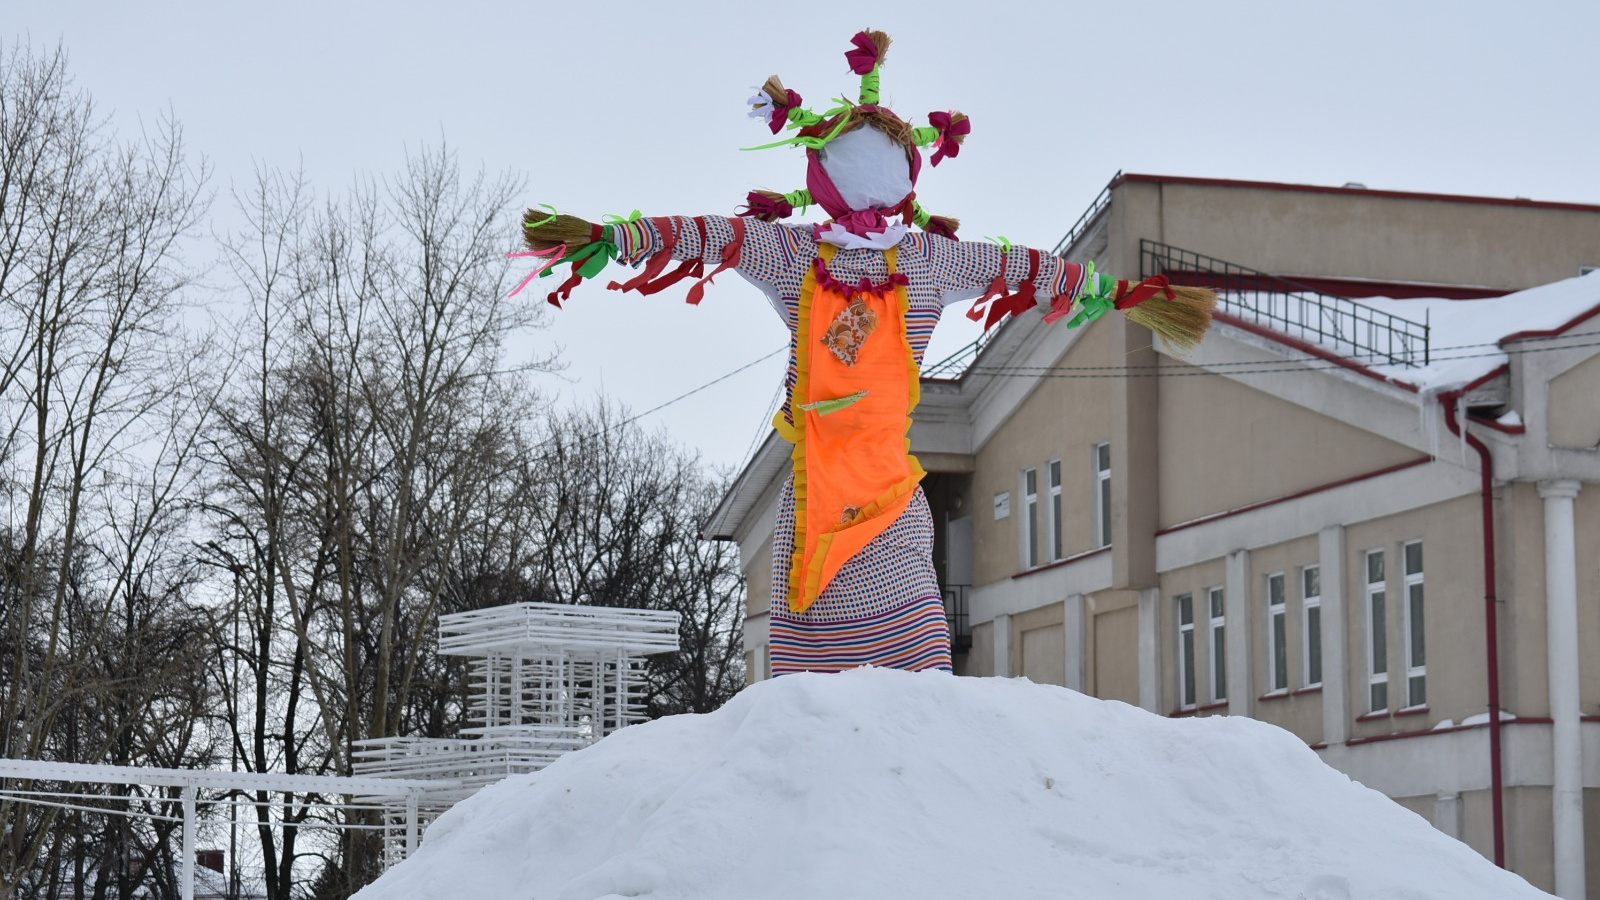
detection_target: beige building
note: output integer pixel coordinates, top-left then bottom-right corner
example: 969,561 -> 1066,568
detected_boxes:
707,174 -> 1600,898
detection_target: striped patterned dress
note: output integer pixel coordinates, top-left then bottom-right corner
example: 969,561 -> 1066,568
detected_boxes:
618,217 -> 1084,675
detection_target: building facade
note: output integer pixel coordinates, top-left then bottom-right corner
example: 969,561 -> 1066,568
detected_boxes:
707,174 -> 1600,898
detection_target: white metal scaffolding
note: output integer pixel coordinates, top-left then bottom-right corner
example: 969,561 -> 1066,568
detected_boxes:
353,602 -> 680,863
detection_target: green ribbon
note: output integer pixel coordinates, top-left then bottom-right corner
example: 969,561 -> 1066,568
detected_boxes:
541,234 -> 618,280
602,209 -> 643,225
787,107 -> 826,128
985,235 -> 1013,254
783,189 -> 813,216
1066,263 -> 1116,328
860,68 -> 881,106
911,125 -> 939,148
799,390 -> 869,415
523,203 -> 559,229
741,104 -> 853,151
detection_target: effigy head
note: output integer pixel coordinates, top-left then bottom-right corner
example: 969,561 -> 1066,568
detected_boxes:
740,30 -> 967,245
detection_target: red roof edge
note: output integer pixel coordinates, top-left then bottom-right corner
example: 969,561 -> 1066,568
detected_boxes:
1499,301 -> 1600,344
1112,173 -> 1600,215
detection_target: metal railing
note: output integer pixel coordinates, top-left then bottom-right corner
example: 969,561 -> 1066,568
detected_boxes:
1141,240 -> 1431,367
1053,171 -> 1120,257
922,173 -> 1123,381
943,584 -> 971,653
921,332 -> 993,380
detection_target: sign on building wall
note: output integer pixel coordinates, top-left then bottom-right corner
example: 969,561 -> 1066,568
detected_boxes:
994,492 -> 1011,520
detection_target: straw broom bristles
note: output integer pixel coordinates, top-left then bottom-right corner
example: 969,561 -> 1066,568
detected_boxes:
523,206 -> 596,254
1123,284 -> 1217,352
862,29 -> 892,68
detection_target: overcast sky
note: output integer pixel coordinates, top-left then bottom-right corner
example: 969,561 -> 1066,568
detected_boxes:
12,0 -> 1599,473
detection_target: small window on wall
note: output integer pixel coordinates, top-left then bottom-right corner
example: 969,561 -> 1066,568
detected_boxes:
1403,541 -> 1425,708
1048,460 -> 1063,562
1208,586 -> 1227,703
1302,566 -> 1322,688
1022,468 -> 1039,568
1094,442 -> 1111,548
1366,550 -> 1388,712
1177,593 -> 1196,709
1266,573 -> 1288,693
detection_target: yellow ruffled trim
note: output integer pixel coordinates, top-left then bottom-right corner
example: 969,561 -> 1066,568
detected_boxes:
782,254 -> 822,611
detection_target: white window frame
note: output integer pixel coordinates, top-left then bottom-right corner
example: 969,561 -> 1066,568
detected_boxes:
1021,467 -> 1039,569
1093,442 -> 1111,548
1365,549 -> 1388,713
1302,565 -> 1322,688
1403,540 -> 1425,709
1208,586 -> 1227,703
1266,572 -> 1288,694
1047,459 -> 1063,562
1176,593 -> 1196,710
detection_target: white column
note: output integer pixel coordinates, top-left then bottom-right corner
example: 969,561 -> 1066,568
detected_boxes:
1063,594 -> 1086,692
994,613 -> 1013,678
1225,550 -> 1252,718
1138,588 -> 1163,713
1319,526 -> 1349,745
1540,478 -> 1585,900
181,784 -> 196,900
1434,791 -> 1461,840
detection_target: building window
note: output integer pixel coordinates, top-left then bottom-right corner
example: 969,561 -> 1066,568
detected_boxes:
1208,586 -> 1227,703
1403,541 -> 1425,708
1302,565 -> 1322,688
1366,550 -> 1388,712
1177,593 -> 1196,709
1094,442 -> 1111,548
1022,467 -> 1039,568
1266,572 -> 1287,693
1048,459 -> 1063,561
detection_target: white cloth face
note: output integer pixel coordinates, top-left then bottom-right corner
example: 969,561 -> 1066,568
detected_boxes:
816,126 -> 914,211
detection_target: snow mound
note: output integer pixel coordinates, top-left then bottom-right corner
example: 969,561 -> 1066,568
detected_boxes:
355,669 -> 1550,900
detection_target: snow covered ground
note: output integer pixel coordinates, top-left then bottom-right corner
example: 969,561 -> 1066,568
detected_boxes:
354,668 -> 1550,900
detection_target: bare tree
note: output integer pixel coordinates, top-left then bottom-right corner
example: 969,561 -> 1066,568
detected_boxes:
0,41 -> 215,900
202,147 -> 553,896
525,402 -> 745,715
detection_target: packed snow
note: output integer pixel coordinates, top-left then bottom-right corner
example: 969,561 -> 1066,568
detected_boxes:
1349,269 -> 1600,392
355,668 -> 1550,900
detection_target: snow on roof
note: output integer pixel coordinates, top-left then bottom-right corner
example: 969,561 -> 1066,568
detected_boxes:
1327,270 -> 1600,394
354,669 -> 1550,900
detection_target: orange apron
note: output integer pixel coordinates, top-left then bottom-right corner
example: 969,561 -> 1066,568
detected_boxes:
775,244 -> 926,613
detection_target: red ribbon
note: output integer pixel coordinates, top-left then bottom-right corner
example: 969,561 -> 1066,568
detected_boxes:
547,266 -> 586,308
966,248 -> 1012,324
767,88 -> 802,134
685,216 -> 745,306
812,257 -> 908,299
926,111 -> 970,167
1041,262 -> 1087,324
1113,275 -> 1176,310
922,216 -> 958,240
736,191 -> 794,222
845,32 -> 879,75
984,248 -> 1041,331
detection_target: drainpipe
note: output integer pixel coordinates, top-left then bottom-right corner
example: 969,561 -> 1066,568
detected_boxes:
1440,390 -> 1506,868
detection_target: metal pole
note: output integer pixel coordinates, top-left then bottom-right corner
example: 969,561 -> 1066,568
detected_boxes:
181,784 -> 196,900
